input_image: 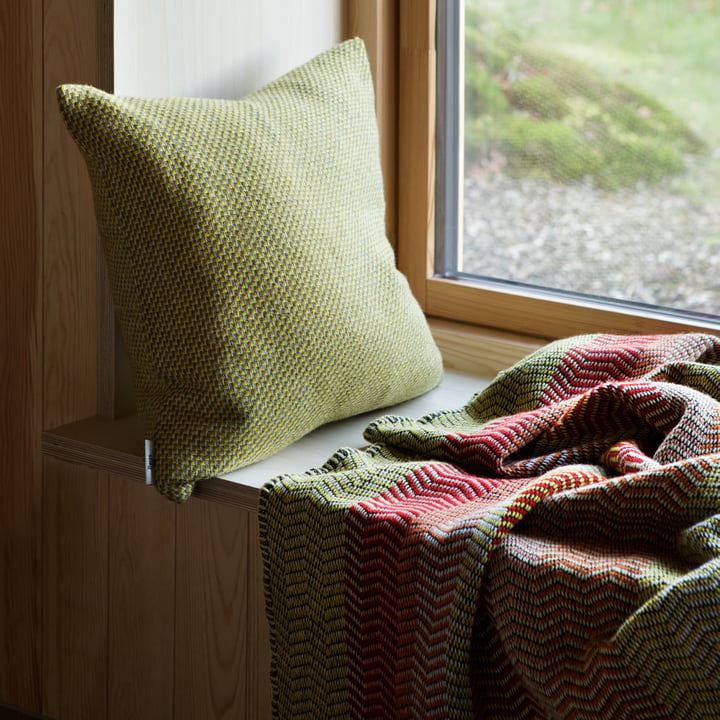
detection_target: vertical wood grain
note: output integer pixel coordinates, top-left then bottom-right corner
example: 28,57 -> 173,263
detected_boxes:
42,458 -> 109,720
107,479 -> 175,720
344,0 -> 399,250
396,0 -> 436,308
174,499 -> 271,720
0,1 -> 44,711
96,0 -> 113,91
95,0 -> 120,418
42,7 -> 103,715
93,0 -> 136,420
244,511 -> 273,720
43,0 -> 98,430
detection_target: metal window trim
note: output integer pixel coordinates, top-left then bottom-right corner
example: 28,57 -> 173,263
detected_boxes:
435,0 -> 462,277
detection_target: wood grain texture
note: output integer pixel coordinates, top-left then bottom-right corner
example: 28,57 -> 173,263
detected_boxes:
94,0 -> 139,420
429,317 -> 543,377
96,0 -> 113,91
41,457 -> 271,720
42,414 -> 263,511
396,0 -> 436,308
0,1 -> 44,711
426,277 -> 720,340
42,414 -> 146,481
244,511 -> 273,720
42,457 -> 109,720
96,255 -> 136,419
345,0 -> 399,249
43,0 -> 98,430
175,499 -> 272,720
108,478 -> 175,720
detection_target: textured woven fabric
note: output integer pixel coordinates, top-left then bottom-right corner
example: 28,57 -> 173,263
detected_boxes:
57,38 -> 443,502
260,333 -> 720,719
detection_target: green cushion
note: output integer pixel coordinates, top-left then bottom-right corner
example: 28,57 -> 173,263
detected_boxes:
57,38 -> 443,503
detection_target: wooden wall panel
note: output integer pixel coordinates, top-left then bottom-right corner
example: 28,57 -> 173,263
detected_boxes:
107,479 -> 175,720
345,0 -> 399,249
43,0 -> 98,430
174,499 -> 271,720
0,1 -> 44,711
244,511 -> 273,720
42,458 -> 109,720
41,4 -> 103,716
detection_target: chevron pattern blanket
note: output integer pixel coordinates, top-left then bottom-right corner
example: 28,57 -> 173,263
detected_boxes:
259,333 -> 720,719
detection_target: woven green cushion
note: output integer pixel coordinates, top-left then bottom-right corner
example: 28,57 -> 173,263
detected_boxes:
57,38 -> 443,503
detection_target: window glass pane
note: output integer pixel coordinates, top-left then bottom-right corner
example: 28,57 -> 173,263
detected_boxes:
450,0 -> 720,316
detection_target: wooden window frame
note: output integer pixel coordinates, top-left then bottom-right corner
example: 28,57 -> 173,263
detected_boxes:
393,0 -> 720,343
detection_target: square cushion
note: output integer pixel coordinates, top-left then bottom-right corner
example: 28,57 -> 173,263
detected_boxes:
57,38 -> 443,503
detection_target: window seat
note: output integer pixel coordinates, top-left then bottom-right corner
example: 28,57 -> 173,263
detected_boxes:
42,320 -> 544,509
42,368 -> 487,511
38,323 -> 542,720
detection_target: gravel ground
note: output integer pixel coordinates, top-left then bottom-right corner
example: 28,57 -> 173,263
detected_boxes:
462,170 -> 720,316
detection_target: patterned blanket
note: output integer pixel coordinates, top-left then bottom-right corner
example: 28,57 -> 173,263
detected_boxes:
259,333 -> 720,719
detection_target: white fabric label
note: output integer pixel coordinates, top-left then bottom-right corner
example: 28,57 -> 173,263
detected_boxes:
144,439 -> 154,485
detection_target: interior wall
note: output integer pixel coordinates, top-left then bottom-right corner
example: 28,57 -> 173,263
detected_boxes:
0,2 -> 43,711
1,0 -> 100,713
114,0 -> 342,98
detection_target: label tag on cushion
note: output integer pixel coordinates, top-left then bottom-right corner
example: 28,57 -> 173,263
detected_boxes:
144,439 -> 155,485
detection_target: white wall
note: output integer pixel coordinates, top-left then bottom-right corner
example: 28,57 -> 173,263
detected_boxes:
114,0 -> 342,98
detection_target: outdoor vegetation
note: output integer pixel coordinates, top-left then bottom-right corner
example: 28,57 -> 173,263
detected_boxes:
461,0 -> 720,315
464,0 -> 717,190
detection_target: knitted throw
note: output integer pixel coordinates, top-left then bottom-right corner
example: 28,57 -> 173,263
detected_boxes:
259,333 -> 720,719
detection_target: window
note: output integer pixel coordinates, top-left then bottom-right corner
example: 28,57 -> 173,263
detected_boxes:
397,0 -> 720,341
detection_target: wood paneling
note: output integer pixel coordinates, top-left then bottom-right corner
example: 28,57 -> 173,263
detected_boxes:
43,0 -> 98,429
108,478 -> 175,720
41,456 -> 274,720
42,414 -> 263,511
175,499 -> 272,720
40,6 -> 102,716
42,458 -> 109,720
0,2 -> 44,711
244,511 -> 273,720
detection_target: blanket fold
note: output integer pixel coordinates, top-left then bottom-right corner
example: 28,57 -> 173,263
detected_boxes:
259,333 -> 720,719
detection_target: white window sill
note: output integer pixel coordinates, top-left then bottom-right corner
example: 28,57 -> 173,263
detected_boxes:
42,369 -> 488,511
42,320 -> 542,510
218,369 -> 487,490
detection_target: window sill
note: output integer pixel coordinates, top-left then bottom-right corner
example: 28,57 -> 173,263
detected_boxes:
426,277 -> 720,339
41,320 -> 542,510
